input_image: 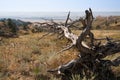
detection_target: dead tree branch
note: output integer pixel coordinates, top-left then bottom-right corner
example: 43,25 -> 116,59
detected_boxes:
56,44 -> 74,54
38,32 -> 51,40
47,8 -> 120,80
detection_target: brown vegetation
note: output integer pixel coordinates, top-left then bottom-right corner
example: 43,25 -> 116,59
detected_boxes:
0,9 -> 120,80
0,30 -> 120,80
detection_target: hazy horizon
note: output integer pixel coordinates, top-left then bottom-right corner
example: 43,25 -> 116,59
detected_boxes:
0,0 -> 120,22
0,11 -> 120,22
0,11 -> 120,17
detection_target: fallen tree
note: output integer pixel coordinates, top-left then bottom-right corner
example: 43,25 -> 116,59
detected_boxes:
45,8 -> 120,80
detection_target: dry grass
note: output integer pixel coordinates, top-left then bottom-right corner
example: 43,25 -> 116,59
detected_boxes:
92,16 -> 120,30
0,30 -> 120,80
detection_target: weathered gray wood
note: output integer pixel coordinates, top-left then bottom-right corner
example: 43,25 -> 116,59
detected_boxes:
47,9 -> 120,80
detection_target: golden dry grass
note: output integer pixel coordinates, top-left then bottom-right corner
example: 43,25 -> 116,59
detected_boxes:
0,30 -> 120,80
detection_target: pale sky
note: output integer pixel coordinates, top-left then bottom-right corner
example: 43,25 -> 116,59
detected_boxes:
0,0 -> 120,12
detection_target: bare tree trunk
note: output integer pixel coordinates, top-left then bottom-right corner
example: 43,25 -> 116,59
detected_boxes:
47,8 -> 120,80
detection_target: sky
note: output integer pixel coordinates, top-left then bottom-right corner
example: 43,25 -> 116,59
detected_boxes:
0,0 -> 120,12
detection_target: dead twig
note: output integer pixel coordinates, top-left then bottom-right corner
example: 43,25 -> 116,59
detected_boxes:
38,32 -> 51,40
56,44 -> 74,54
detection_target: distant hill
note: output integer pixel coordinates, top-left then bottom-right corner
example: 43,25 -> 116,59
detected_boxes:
0,16 -> 120,38
73,16 -> 120,30
93,16 -> 120,30
0,18 -> 31,37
